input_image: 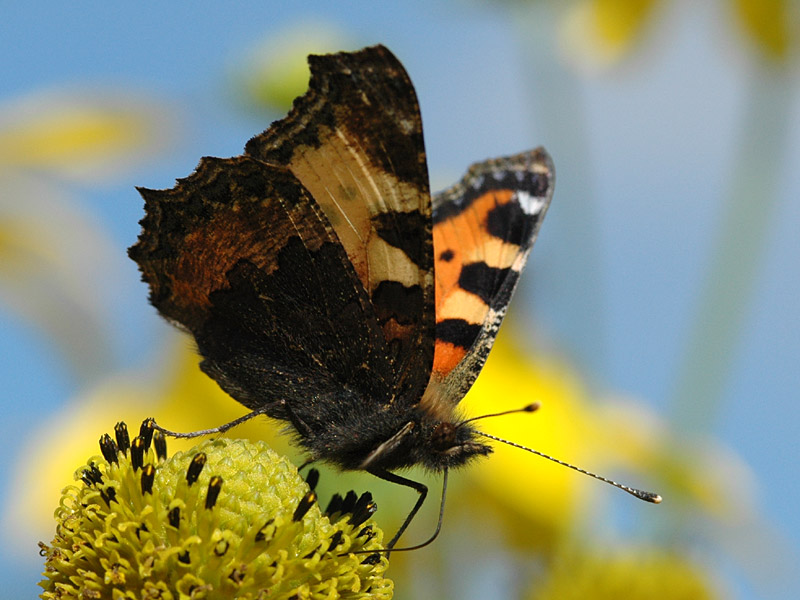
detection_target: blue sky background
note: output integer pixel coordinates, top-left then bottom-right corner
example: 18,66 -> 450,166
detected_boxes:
2,2 -> 799,598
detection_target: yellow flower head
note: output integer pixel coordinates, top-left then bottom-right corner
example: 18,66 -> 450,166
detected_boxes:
39,420 -> 392,599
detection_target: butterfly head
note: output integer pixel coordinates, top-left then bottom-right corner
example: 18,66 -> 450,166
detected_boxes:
356,411 -> 492,473
420,419 -> 493,471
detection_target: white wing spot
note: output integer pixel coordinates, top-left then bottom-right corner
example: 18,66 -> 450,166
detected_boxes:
515,190 -> 547,215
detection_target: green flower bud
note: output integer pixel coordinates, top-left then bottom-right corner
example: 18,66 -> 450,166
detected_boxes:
39,420 -> 392,599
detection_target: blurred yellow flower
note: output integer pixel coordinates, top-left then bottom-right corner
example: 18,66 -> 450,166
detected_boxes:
0,176 -> 119,379
559,0 -> 658,70
4,340 -> 291,547
459,331 -> 590,551
0,89 -> 173,182
594,396 -> 755,521
528,547 -> 718,599
0,89 -> 174,380
459,330 -> 770,563
558,0 -> 797,70
232,22 -> 353,113
732,0 -> 796,60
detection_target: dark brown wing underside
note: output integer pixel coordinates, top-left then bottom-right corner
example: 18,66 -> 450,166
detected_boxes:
246,44 -> 435,401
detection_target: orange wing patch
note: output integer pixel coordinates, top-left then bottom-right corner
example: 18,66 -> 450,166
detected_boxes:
424,148 -> 554,406
434,190 -> 517,316
432,189 -> 522,377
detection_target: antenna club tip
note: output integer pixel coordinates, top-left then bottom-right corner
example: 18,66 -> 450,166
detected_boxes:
524,402 -> 541,413
638,491 -> 662,504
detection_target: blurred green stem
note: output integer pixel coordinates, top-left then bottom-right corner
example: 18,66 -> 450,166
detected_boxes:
671,62 -> 794,433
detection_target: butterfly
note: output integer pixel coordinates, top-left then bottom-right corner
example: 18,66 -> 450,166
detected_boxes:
130,44 -> 653,552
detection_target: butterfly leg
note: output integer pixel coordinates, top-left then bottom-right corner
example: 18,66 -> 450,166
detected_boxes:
151,406 -> 270,438
297,458 -> 317,472
367,468 -> 428,550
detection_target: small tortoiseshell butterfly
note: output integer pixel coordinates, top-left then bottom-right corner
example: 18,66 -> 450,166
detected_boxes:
130,44 -> 658,551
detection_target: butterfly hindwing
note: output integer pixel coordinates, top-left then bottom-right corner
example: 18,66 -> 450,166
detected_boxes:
245,44 -> 434,401
424,148 -> 554,405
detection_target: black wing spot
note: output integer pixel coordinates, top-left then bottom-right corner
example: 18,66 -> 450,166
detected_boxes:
436,319 -> 482,349
371,280 -> 424,326
486,201 -> 531,247
458,262 -> 512,305
371,210 -> 431,270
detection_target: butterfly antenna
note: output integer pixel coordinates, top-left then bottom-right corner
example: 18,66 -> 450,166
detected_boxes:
475,429 -> 662,503
459,402 -> 541,427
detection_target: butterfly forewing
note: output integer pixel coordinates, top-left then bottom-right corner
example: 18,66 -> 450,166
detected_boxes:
245,45 -> 435,400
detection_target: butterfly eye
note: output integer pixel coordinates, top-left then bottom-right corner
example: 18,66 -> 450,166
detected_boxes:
430,423 -> 457,451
